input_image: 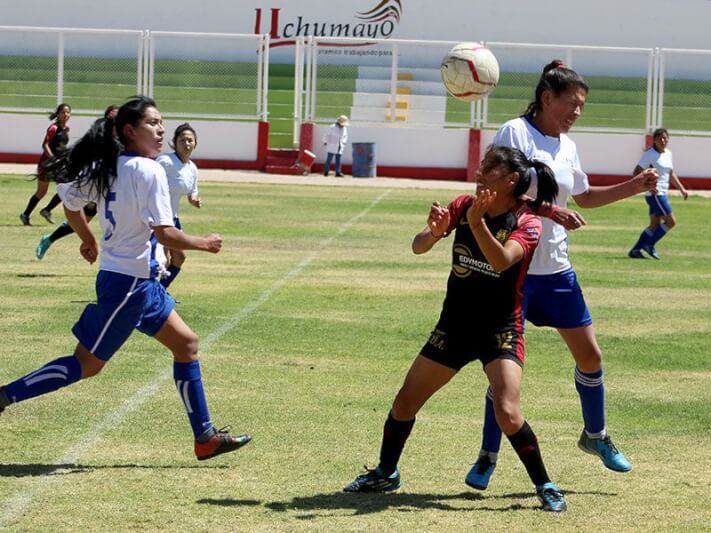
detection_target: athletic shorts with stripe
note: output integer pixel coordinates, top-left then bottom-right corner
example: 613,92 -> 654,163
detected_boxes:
522,268 -> 592,329
72,270 -> 176,361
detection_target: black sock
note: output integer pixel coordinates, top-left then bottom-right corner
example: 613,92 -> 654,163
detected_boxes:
43,193 -> 62,212
23,194 -> 40,217
506,421 -> 551,487
49,222 -> 75,243
378,411 -> 415,476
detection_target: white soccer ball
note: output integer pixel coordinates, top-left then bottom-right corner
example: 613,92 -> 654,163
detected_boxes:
440,43 -> 500,102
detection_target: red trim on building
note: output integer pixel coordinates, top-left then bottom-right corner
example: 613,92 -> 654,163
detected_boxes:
299,122 -> 314,153
467,128 -> 481,182
644,134 -> 654,150
257,121 -> 269,170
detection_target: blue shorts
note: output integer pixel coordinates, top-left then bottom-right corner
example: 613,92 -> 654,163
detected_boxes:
523,269 -> 592,329
646,194 -> 672,217
173,216 -> 183,230
72,270 -> 176,361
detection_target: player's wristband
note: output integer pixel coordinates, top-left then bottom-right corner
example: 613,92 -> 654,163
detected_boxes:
538,203 -> 559,219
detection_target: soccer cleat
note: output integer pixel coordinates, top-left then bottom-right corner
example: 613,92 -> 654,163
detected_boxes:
628,249 -> 645,259
536,482 -> 567,512
641,244 -> 660,260
343,466 -> 401,493
36,235 -> 52,260
39,209 -> 55,224
465,455 -> 496,490
194,426 -> 252,461
19,213 -> 30,226
577,431 -> 632,472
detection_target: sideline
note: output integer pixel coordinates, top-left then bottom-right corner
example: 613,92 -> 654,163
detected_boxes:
0,189 -> 392,528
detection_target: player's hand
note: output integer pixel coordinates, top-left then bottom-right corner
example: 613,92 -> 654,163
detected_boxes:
632,167 -> 658,194
427,201 -> 450,238
467,190 -> 496,228
79,240 -> 99,264
681,189 -> 689,200
203,233 -> 223,254
189,195 -> 202,208
553,207 -> 587,230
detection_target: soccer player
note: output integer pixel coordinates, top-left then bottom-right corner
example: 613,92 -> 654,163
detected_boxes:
465,60 -> 658,491
35,105 -> 120,261
344,146 -> 568,512
628,128 -> 688,259
20,103 -> 71,226
1,97 -> 251,461
156,123 -> 202,289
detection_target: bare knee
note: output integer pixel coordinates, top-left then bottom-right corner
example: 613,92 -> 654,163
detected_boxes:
172,332 -> 200,363
575,347 -> 602,372
74,345 -> 106,379
391,388 -> 421,420
493,398 -> 523,435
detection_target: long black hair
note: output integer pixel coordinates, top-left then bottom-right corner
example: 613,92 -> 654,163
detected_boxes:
523,60 -> 589,118
170,122 -> 198,150
43,96 -> 157,201
483,145 -> 559,211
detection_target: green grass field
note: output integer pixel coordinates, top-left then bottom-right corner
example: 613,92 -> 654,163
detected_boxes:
3,56 -> 711,149
1,173 -> 709,531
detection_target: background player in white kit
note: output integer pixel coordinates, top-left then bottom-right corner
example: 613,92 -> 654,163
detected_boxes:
465,61 -> 658,490
0,97 -> 251,461
628,128 -> 688,259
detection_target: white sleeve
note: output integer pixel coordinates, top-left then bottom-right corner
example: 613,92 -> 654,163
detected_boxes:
190,163 -> 199,197
571,151 -> 589,196
637,149 -> 654,168
56,181 -> 92,212
493,124 -> 525,151
135,160 -> 174,227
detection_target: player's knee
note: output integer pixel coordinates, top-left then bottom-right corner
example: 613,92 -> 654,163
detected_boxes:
391,390 -> 420,420
666,217 -> 676,229
493,399 -> 523,434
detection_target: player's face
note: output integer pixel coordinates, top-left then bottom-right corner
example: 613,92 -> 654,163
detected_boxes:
57,106 -> 71,126
176,130 -> 196,158
476,156 -> 514,194
544,86 -> 587,134
124,106 -> 165,159
654,133 -> 669,152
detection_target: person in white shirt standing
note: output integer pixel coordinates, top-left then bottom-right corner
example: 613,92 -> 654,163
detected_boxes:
0,97 -> 251,461
628,128 -> 688,259
323,115 -> 349,177
157,123 -> 201,289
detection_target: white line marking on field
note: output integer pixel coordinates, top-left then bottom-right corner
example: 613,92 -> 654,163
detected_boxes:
0,189 -> 391,528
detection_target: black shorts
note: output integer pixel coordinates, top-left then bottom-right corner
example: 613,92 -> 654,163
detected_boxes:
419,323 -> 525,371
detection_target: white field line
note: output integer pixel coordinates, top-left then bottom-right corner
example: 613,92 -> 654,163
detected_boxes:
0,189 -> 391,528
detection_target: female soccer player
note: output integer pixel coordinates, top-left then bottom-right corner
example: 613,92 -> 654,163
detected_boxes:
628,128 -> 688,259
1,97 -> 251,460
20,103 -> 71,225
344,146 -> 568,512
156,123 -> 202,289
465,60 -> 658,491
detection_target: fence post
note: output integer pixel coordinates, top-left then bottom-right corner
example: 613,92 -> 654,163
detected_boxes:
467,128 -> 481,182
56,31 -> 64,105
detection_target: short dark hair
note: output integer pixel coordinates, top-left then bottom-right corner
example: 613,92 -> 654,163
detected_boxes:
170,122 -> 198,150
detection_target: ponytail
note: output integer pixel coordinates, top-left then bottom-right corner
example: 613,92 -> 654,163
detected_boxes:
524,60 -> 588,118
525,160 -> 558,211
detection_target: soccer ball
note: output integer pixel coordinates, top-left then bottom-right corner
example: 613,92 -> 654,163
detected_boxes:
440,43 -> 500,102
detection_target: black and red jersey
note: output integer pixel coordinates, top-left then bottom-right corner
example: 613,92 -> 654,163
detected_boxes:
437,194 -> 542,334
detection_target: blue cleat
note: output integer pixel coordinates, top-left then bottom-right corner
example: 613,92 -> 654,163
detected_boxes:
628,248 -> 646,259
344,466 -> 400,492
36,235 -> 52,260
465,455 -> 496,490
536,482 -> 567,512
578,431 -> 632,472
641,244 -> 661,260
19,213 -> 31,226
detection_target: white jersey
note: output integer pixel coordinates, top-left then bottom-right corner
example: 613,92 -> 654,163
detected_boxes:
638,147 -> 673,196
57,153 -> 175,279
156,152 -> 199,217
493,117 -> 589,275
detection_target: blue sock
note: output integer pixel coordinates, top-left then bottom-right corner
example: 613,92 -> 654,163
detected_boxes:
174,361 -> 213,440
160,265 -> 181,289
2,356 -> 82,405
480,387 -> 502,458
575,367 -> 605,436
632,228 -> 653,251
648,224 -> 668,247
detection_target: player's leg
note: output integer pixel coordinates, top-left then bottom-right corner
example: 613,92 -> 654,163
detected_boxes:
160,248 -> 185,289
323,152 -> 334,176
643,197 -> 674,259
484,358 -> 566,512
465,386 -> 501,489
152,308 -> 251,460
20,180 -> 50,225
334,153 -> 344,176
629,198 -> 659,257
344,354 -> 457,492
558,325 -> 631,472
40,193 -> 62,224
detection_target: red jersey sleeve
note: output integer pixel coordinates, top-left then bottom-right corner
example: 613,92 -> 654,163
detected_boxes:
508,208 -> 542,259
42,123 -> 58,148
444,194 -> 473,236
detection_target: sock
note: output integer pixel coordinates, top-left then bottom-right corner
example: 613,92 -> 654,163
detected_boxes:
42,193 -> 62,212
575,367 -> 605,436
174,361 -> 214,440
506,421 -> 551,487
479,386 -> 502,460
631,228 -> 652,251
160,265 -> 181,289
378,411 -> 415,476
23,194 -> 41,217
2,355 -> 82,405
648,224 -> 669,247
49,222 -> 75,243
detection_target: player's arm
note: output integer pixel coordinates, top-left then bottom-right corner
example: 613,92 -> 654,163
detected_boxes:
152,225 -> 222,254
64,206 -> 98,264
573,167 -> 658,208
670,169 -> 688,199
412,201 -> 450,254
466,191 -> 523,272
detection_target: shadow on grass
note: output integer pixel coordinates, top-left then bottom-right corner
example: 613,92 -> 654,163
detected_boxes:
0,462 -> 230,477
